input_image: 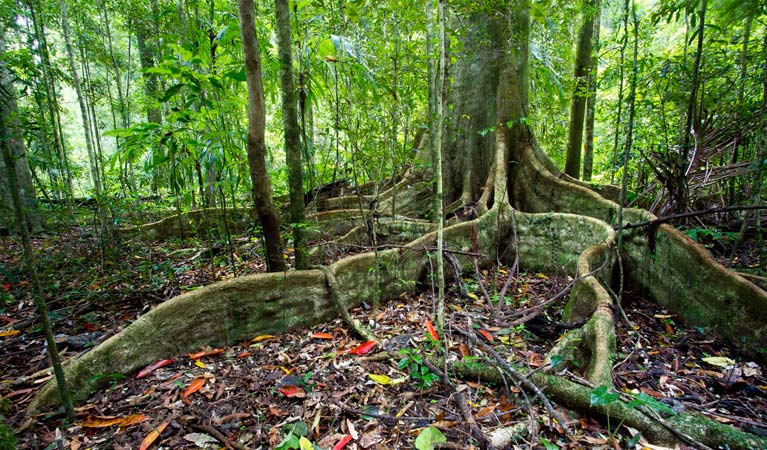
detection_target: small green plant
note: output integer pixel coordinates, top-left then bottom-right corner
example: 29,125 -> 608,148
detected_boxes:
589,385 -> 675,444
397,348 -> 439,388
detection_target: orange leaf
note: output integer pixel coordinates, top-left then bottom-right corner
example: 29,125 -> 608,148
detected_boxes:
332,435 -> 353,450
348,341 -> 376,355
424,319 -> 439,340
183,377 -> 205,399
458,343 -> 470,357
136,359 -> 173,379
187,348 -> 224,359
139,420 -> 170,450
83,414 -> 148,428
311,332 -> 334,340
237,351 -> 251,358
0,329 -> 20,337
478,329 -> 493,342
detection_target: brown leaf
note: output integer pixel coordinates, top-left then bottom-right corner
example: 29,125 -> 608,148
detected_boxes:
83,414 -> 148,428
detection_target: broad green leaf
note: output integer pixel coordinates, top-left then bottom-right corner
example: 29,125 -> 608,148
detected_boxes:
589,385 -> 620,407
414,426 -> 446,450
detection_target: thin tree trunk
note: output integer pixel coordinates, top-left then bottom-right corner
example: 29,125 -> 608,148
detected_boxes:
565,0 -> 596,179
1,96 -> 74,422
275,0 -> 307,270
433,0 -> 447,331
609,0 -> 629,184
60,0 -> 102,197
582,0 -> 601,182
238,0 -> 286,272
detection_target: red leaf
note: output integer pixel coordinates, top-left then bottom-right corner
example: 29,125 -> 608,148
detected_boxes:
136,359 -> 173,379
311,332 -> 334,340
278,385 -> 306,398
478,329 -> 494,342
237,351 -> 251,358
188,348 -> 224,359
424,319 -> 439,340
139,420 -> 170,450
332,435 -> 353,450
348,341 -> 376,355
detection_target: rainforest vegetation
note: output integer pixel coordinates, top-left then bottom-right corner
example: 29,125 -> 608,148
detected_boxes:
1,0 -> 766,448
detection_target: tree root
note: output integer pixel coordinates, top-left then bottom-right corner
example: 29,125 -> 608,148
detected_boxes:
449,359 -> 767,450
316,265 -> 376,342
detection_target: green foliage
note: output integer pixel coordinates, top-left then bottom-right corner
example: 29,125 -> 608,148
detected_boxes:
397,348 -> 439,388
0,398 -> 15,450
414,426 -> 446,450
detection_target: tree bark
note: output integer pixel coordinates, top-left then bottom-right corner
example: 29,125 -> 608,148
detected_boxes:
0,32 -> 43,232
582,0 -> 601,182
238,0 -> 286,272
1,80 -> 74,421
274,0 -> 307,269
565,0 -> 596,179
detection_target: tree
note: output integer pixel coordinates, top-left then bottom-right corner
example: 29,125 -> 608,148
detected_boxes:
2,27 -> 73,421
565,0 -> 596,179
238,0 -> 286,272
28,1 -> 767,447
0,32 -> 43,233
274,0 -> 307,269
582,0 -> 601,182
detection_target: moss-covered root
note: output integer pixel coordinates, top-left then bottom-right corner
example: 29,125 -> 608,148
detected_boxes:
451,361 -> 767,450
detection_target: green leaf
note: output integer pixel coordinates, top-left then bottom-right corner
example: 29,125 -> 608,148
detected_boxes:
414,426 -> 446,450
540,437 -> 559,450
224,68 -> 247,82
160,83 -> 185,102
589,385 -> 620,407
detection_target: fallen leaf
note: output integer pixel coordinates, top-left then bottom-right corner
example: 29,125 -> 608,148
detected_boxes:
458,343 -> 470,357
193,359 -> 206,369
251,334 -> 275,343
183,433 -> 219,446
136,359 -> 173,379
278,385 -> 306,398
702,356 -> 735,368
312,332 -> 334,340
478,329 -> 494,342
237,351 -> 251,358
139,420 -> 170,450
0,329 -> 20,337
348,341 -> 376,355
187,348 -> 224,359
182,377 -> 205,400
83,414 -> 148,428
332,435 -> 353,450
466,292 -> 479,301
424,319 -> 439,340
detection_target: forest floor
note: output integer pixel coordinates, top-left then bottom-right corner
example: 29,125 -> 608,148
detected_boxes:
2,225 -> 767,449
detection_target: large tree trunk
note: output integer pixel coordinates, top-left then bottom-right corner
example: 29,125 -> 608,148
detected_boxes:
564,0 -> 596,179
238,0 -> 286,272
0,32 -> 43,233
274,0 -> 307,269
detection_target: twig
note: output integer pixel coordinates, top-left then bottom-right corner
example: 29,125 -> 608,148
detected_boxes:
454,328 -> 572,435
421,358 -> 494,449
190,423 -> 249,450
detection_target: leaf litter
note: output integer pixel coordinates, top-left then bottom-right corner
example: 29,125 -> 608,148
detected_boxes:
2,232 -> 767,449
